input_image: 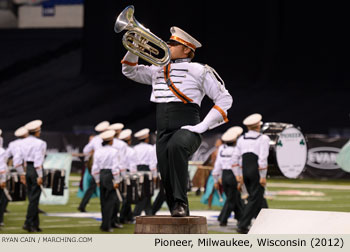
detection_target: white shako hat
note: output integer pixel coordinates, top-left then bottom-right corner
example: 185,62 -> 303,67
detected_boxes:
221,130 -> 238,143
15,126 -> 29,137
99,130 -> 115,142
25,120 -> 42,132
108,123 -> 124,131
119,129 -> 132,140
134,128 -> 150,140
226,126 -> 243,137
243,113 -> 263,127
169,26 -> 202,51
94,121 -> 110,132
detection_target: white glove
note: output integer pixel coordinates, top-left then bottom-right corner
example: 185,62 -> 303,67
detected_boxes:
122,51 -> 138,63
181,107 -> 226,134
181,122 -> 209,134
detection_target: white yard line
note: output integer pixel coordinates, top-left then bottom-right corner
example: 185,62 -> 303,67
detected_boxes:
267,182 -> 350,190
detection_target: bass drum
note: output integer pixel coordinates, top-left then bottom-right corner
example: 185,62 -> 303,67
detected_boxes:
262,122 -> 307,178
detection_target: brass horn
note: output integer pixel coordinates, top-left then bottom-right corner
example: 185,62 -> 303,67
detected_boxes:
115,5 -> 170,67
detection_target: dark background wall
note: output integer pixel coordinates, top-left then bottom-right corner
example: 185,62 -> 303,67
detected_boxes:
0,0 -> 349,135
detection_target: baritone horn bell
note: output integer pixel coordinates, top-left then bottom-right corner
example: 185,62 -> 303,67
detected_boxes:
114,5 -> 170,67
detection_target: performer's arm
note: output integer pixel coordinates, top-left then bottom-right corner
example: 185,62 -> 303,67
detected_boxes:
91,152 -> 100,184
258,136 -> 270,178
181,65 -> 233,134
121,51 -> 154,85
34,142 -> 46,180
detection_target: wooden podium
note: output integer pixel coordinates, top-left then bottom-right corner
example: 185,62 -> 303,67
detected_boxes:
134,215 -> 208,234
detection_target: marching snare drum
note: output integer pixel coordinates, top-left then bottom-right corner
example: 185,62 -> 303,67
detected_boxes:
138,171 -> 154,199
262,122 -> 307,178
43,169 -> 65,196
6,171 -> 26,201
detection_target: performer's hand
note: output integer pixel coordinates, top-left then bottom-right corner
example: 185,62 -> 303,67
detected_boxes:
214,182 -> 219,190
20,175 -> 26,185
113,183 -> 119,189
37,177 -> 43,186
259,177 -> 266,187
218,178 -> 222,185
181,122 -> 208,134
0,182 -> 6,189
237,182 -> 242,192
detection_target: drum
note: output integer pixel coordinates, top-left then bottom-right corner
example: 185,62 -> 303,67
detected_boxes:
43,169 -> 65,196
125,173 -> 141,204
262,122 -> 308,178
6,171 -> 26,201
139,171 -> 154,199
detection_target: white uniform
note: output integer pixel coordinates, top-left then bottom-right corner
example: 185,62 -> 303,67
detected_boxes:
122,52 -> 232,129
121,145 -> 137,174
133,142 -> 157,177
0,148 -> 7,183
83,135 -> 103,154
6,139 -> 26,175
233,130 -> 270,177
212,144 -> 241,182
91,146 -> 121,183
19,135 -> 47,177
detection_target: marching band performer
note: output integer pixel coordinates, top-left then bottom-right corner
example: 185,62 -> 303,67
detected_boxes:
233,114 -> 270,233
6,126 -> 29,185
20,120 -> 47,232
0,129 -> 8,227
91,130 -> 122,232
121,27 -> 233,217
212,127 -> 244,227
118,128 -> 137,223
132,128 -> 157,216
78,121 -> 110,212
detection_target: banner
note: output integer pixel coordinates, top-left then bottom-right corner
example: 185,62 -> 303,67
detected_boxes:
301,135 -> 350,179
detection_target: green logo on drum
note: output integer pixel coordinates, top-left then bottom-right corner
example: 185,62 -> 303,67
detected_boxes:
300,139 -> 305,145
277,140 -> 283,147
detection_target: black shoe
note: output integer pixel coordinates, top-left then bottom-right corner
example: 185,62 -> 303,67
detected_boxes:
112,223 -> 123,228
0,222 -> 4,227
171,202 -> 187,217
237,227 -> 249,234
4,209 -> 9,213
38,208 -> 46,214
22,224 -> 30,231
33,227 -> 42,232
219,222 -> 227,227
100,227 -> 114,232
78,207 -> 86,213
23,225 -> 36,232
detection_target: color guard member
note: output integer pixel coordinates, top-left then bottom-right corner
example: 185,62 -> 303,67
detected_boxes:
233,114 -> 270,233
121,27 -> 233,216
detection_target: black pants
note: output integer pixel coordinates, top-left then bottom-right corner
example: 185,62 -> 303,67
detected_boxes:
133,165 -> 152,216
78,176 -> 97,210
238,153 -> 267,230
152,180 -> 168,215
24,162 -> 41,229
218,170 -> 244,224
99,169 -> 118,230
0,188 -> 6,223
156,102 -> 202,215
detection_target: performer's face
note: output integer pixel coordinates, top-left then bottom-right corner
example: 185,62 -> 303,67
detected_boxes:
168,41 -> 191,59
